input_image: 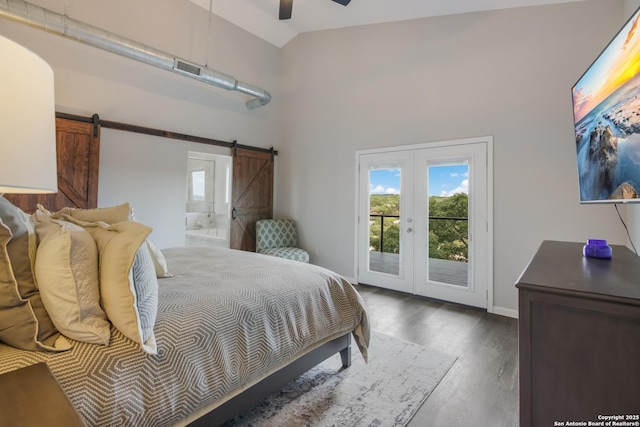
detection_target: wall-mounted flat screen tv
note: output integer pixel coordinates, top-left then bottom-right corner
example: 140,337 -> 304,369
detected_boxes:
572,7 -> 640,203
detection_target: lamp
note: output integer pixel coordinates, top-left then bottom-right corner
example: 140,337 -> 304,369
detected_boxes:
0,34 -> 57,194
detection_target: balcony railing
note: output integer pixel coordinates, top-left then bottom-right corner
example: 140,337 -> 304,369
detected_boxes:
369,213 -> 468,255
368,213 -> 469,287
369,214 -> 400,253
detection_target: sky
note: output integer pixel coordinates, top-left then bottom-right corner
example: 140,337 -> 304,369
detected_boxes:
369,164 -> 469,197
572,10 -> 640,123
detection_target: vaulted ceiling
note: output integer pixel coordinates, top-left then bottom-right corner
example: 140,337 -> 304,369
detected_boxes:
190,0 -> 587,47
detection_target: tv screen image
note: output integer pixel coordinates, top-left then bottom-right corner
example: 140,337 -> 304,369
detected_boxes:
572,7 -> 640,203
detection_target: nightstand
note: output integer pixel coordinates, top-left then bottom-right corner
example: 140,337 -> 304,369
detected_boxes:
0,362 -> 85,427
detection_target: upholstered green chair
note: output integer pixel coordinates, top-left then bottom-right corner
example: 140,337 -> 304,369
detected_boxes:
255,219 -> 309,263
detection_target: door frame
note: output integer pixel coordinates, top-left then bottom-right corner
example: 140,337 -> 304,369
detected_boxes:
354,136 -> 495,313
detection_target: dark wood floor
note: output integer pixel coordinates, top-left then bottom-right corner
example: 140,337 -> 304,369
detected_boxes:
355,284 -> 519,427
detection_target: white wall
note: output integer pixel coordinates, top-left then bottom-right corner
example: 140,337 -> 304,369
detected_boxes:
0,0 -> 280,248
277,0 -> 627,314
625,0 -> 640,16
1,0 -> 631,315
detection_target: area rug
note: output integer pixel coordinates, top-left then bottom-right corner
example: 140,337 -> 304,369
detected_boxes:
222,331 -> 458,427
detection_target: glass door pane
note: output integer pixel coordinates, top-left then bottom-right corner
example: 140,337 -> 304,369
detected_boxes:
358,151 -> 414,294
368,167 -> 401,276
427,162 -> 469,288
413,141 -> 488,308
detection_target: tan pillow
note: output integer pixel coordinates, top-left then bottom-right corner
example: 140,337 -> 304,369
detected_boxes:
48,203 -> 171,278
0,197 -> 70,351
62,216 -> 159,354
54,202 -> 133,224
32,210 -> 110,345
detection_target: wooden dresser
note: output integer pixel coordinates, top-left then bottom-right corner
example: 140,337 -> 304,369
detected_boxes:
516,240 -> 640,427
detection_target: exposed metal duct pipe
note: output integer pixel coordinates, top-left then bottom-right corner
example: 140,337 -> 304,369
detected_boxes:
0,0 -> 271,109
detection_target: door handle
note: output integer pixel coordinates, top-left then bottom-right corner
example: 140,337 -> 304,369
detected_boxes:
407,227 -> 413,233
232,207 -> 237,220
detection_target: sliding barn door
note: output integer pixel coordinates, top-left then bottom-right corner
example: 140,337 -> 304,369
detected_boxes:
4,117 -> 100,213
230,148 -> 274,251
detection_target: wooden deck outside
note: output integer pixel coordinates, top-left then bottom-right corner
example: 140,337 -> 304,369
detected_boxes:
368,251 -> 468,287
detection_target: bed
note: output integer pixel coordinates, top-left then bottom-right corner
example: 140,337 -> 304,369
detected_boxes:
0,197 -> 370,426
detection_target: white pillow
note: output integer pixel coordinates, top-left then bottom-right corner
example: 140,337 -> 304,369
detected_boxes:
146,239 -> 172,278
32,211 -> 110,345
63,217 -> 159,354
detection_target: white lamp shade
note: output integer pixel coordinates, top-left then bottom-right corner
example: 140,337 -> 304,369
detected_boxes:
0,34 -> 57,194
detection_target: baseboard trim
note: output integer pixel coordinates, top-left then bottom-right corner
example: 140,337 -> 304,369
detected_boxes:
351,281 -> 519,320
491,306 -> 518,319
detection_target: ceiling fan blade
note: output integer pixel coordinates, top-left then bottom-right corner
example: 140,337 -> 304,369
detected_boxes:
279,0 -> 293,20
331,0 -> 351,5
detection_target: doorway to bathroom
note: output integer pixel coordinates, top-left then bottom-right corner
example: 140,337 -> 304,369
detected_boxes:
185,151 -> 232,248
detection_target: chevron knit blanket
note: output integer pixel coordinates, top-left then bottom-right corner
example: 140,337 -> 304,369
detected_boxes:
0,246 -> 370,427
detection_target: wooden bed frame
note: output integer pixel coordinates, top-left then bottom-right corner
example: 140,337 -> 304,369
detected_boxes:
190,333 -> 352,426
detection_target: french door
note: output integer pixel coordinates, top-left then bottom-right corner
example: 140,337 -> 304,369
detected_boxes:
357,138 -> 491,309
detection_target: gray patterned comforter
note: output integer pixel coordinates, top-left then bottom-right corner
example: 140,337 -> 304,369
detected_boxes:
0,246 -> 370,426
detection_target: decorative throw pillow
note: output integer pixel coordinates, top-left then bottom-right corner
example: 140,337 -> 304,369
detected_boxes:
54,202 -> 134,224
48,203 -> 171,278
0,196 -> 70,351
61,215 -> 159,354
32,210 -> 110,345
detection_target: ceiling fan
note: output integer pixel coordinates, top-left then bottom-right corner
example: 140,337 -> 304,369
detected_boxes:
279,0 -> 351,20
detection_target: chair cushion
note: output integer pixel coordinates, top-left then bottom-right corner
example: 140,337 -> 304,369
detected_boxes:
259,247 -> 309,263
256,219 -> 298,251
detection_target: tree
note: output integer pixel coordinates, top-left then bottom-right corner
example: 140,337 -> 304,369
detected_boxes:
369,194 -> 400,216
367,192 -> 468,261
428,193 -> 468,261
368,194 -> 400,253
